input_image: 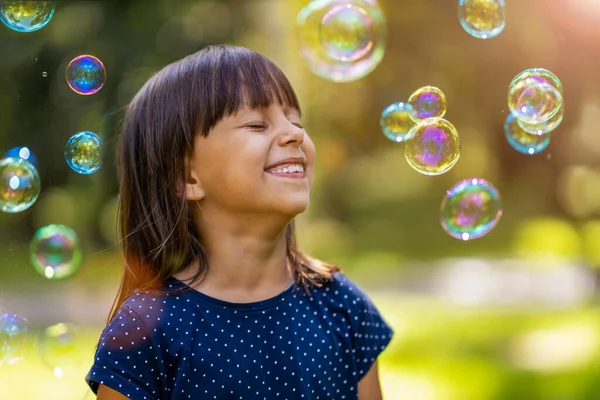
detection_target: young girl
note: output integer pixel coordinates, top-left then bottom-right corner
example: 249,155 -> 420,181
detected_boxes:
86,45 -> 394,400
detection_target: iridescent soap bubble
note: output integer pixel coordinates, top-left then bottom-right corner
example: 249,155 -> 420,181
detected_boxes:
441,178 -> 502,241
65,131 -> 102,174
404,118 -> 461,176
38,323 -> 87,377
517,104 -> 564,136
0,0 -> 55,33
66,55 -> 106,95
408,86 -> 447,120
0,157 -> 40,213
0,314 -> 29,366
458,0 -> 506,39
380,102 -> 417,143
510,68 -> 563,95
508,75 -> 562,125
30,224 -> 82,280
297,0 -> 386,82
504,113 -> 550,155
4,146 -> 37,167
320,4 -> 374,62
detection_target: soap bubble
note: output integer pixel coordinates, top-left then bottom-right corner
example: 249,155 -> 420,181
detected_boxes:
380,102 -> 417,142
0,157 -> 40,213
0,314 -> 30,366
504,113 -> 550,155
38,323 -> 88,376
408,86 -> 447,120
66,55 -> 106,95
441,178 -> 502,240
508,74 -> 562,125
404,118 -> 461,176
4,146 -> 37,167
42,71 -> 47,77
297,0 -> 386,82
65,131 -> 102,174
517,104 -> 564,136
0,0 -> 55,33
30,224 -> 82,280
510,68 -> 563,95
458,0 -> 506,39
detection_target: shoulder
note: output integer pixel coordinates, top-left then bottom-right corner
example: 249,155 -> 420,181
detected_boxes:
322,272 -> 374,304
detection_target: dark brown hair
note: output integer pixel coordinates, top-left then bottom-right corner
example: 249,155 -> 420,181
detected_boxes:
109,45 -> 340,323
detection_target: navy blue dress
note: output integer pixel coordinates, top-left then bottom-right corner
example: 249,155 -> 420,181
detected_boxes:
86,272 -> 394,399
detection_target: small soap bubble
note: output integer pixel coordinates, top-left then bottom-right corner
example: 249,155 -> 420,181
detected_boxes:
38,323 -> 87,375
408,86 -> 447,120
42,71 -> 47,77
320,4 -> 374,62
380,102 -> 417,143
297,0 -> 387,82
504,113 -> 550,155
0,314 -> 30,366
66,55 -> 106,95
0,157 -> 40,213
65,131 -> 102,174
404,118 -> 461,176
30,224 -> 82,280
458,0 -> 506,39
0,0 -> 55,33
441,178 -> 502,240
4,146 -> 37,167
508,72 -> 563,125
517,104 -> 564,136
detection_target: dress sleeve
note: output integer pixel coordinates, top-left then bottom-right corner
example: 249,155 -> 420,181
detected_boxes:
86,305 -> 164,399
338,274 -> 395,380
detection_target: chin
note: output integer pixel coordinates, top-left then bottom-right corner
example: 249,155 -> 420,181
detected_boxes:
273,194 -> 310,217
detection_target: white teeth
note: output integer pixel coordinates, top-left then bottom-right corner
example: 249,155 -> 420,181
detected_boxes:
268,163 -> 304,174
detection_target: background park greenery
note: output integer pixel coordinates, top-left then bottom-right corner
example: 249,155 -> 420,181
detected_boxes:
1,0 -> 600,399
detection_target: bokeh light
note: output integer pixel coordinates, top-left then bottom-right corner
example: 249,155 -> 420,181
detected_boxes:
64,131 -> 102,175
408,86 -> 447,120
404,118 -> 461,175
0,314 -> 29,366
29,224 -> 82,280
504,113 -> 551,155
380,102 -> 417,143
0,0 -> 55,33
66,55 -> 106,95
440,178 -> 502,241
0,156 -> 40,213
458,0 -> 506,39
297,0 -> 387,82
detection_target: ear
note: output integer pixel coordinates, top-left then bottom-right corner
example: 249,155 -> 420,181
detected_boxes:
184,158 -> 205,201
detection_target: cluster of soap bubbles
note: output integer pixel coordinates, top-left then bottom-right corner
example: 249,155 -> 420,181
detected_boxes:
505,68 -> 564,155
1,1 -> 104,371
296,1 -> 509,241
380,86 -> 461,176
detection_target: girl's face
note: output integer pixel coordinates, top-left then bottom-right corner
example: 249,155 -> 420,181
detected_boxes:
186,104 -> 315,219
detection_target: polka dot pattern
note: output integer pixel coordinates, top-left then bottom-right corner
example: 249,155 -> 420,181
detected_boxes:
86,273 -> 394,399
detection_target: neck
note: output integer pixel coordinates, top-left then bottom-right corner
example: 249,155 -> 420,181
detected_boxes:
175,210 -> 294,296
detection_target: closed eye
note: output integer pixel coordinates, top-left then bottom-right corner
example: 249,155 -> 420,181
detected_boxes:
244,123 -> 269,131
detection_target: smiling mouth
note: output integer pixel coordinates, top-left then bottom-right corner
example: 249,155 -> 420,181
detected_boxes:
264,163 -> 306,179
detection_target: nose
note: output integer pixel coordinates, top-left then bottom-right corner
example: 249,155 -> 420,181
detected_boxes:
279,121 -> 305,146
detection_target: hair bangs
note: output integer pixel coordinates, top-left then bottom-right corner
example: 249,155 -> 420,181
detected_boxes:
194,46 -> 301,135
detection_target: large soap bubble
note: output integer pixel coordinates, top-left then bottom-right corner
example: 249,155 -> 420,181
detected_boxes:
297,0 -> 387,82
